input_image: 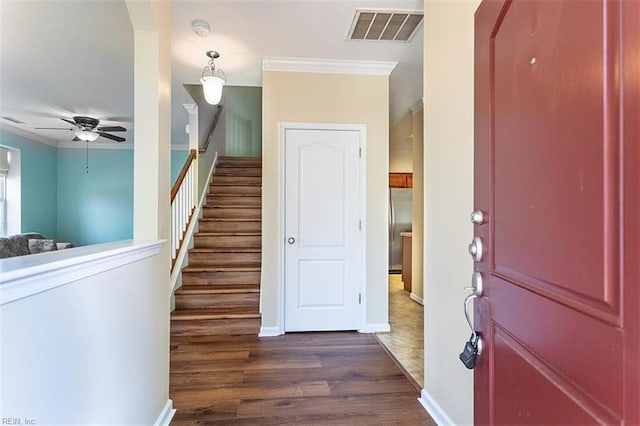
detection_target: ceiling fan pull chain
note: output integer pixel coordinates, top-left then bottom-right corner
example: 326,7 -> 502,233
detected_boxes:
86,141 -> 89,174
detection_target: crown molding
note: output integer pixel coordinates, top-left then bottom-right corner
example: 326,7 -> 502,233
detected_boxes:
183,103 -> 198,114
0,122 -> 59,147
263,57 -> 397,76
409,97 -> 424,114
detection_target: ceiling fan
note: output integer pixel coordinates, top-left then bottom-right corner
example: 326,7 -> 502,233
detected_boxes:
35,116 -> 126,142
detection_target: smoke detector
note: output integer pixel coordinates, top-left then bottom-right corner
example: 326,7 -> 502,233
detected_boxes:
192,20 -> 211,37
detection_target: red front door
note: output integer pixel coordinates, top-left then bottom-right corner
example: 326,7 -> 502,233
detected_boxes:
474,0 -> 639,424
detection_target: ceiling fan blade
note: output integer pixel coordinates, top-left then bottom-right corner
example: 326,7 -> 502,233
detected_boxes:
34,127 -> 73,130
72,137 -> 80,142
61,118 -> 77,126
98,132 -> 125,142
96,126 -> 126,132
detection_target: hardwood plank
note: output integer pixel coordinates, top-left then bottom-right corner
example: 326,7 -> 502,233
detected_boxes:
170,332 -> 434,425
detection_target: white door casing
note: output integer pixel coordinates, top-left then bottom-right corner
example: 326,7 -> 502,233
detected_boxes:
283,125 -> 364,332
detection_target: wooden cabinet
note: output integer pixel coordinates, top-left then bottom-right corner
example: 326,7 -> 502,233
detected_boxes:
389,172 -> 413,188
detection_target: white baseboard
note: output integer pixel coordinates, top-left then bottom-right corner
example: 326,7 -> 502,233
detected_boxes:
410,293 -> 424,305
259,326 -> 283,337
359,323 -> 391,333
153,399 -> 176,426
418,389 -> 456,426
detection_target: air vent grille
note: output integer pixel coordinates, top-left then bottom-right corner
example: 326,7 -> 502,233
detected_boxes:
349,10 -> 423,42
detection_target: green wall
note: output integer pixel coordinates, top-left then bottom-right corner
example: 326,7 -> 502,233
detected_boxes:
224,86 -> 262,156
0,130 -> 58,238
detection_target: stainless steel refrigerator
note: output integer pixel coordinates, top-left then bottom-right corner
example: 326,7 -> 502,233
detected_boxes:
389,188 -> 412,273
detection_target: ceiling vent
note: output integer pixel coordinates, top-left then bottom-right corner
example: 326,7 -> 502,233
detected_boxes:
348,9 -> 423,42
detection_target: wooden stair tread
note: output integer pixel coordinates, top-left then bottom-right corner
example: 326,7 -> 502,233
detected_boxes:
171,308 -> 260,321
176,287 -> 260,295
183,266 -> 261,273
199,218 -> 260,222
190,248 -> 261,253
195,232 -> 261,236
179,283 -> 259,290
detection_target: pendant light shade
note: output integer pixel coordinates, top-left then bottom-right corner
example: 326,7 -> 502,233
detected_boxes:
201,50 -> 226,105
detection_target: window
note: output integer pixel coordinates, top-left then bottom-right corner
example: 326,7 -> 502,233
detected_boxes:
0,172 -> 6,236
0,147 -> 9,237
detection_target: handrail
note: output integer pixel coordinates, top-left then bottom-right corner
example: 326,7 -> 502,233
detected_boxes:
170,149 -> 198,270
199,105 -> 223,154
171,149 -> 197,201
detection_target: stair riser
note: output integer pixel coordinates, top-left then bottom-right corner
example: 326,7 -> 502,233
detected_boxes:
171,318 -> 260,336
210,186 -> 261,196
188,252 -> 261,266
194,235 -> 260,248
215,168 -> 262,177
198,221 -> 261,233
207,197 -> 261,207
212,176 -> 261,186
218,156 -> 261,164
182,270 -> 261,285
175,292 -> 259,310
217,161 -> 262,168
202,208 -> 261,219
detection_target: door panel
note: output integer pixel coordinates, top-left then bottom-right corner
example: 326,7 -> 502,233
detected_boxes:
474,0 -> 639,424
284,128 -> 362,332
493,0 -> 614,307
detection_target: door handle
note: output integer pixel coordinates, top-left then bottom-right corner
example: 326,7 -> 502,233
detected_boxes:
287,237 -> 295,245
463,272 -> 483,297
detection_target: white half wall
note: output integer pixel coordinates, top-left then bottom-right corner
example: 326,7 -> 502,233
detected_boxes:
423,0 -> 481,425
0,241 -> 171,425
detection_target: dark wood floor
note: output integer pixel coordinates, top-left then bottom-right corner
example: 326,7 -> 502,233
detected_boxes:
170,332 -> 435,425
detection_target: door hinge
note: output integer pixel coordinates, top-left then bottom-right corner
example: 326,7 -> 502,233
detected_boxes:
359,147 -> 362,158
359,293 -> 362,304
359,220 -> 362,230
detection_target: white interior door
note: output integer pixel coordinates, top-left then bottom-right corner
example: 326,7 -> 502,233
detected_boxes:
284,128 -> 362,331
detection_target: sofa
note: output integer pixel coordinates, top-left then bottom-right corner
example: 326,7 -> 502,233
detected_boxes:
0,233 -> 74,259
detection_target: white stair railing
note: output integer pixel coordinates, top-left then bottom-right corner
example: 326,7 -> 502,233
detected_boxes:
170,149 -> 197,271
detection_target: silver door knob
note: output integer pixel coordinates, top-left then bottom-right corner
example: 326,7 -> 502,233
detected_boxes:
470,210 -> 485,224
468,237 -> 483,261
287,237 -> 295,245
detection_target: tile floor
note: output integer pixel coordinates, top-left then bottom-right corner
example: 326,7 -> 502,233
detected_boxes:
376,274 -> 424,387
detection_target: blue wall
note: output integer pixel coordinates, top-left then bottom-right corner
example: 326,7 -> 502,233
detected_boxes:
57,149 -> 134,246
0,130 -> 58,238
2,128 -> 189,246
171,150 -> 188,185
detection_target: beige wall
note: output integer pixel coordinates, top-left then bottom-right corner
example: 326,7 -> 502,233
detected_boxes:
389,111 -> 413,172
262,70 -> 390,331
422,0 -> 481,424
411,106 -> 424,303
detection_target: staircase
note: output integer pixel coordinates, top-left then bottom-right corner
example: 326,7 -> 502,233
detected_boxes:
171,156 -> 262,337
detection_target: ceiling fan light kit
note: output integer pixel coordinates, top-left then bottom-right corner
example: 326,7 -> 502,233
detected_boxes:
201,50 -> 226,105
34,116 -> 126,143
74,130 -> 99,142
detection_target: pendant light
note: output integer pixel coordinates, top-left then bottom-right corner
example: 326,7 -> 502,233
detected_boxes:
201,50 -> 226,105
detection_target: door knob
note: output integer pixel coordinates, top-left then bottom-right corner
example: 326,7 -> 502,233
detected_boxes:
470,210 -> 485,224
287,237 -> 295,245
468,237 -> 483,261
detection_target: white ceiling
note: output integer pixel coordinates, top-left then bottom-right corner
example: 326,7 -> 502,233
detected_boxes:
0,0 -> 423,147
